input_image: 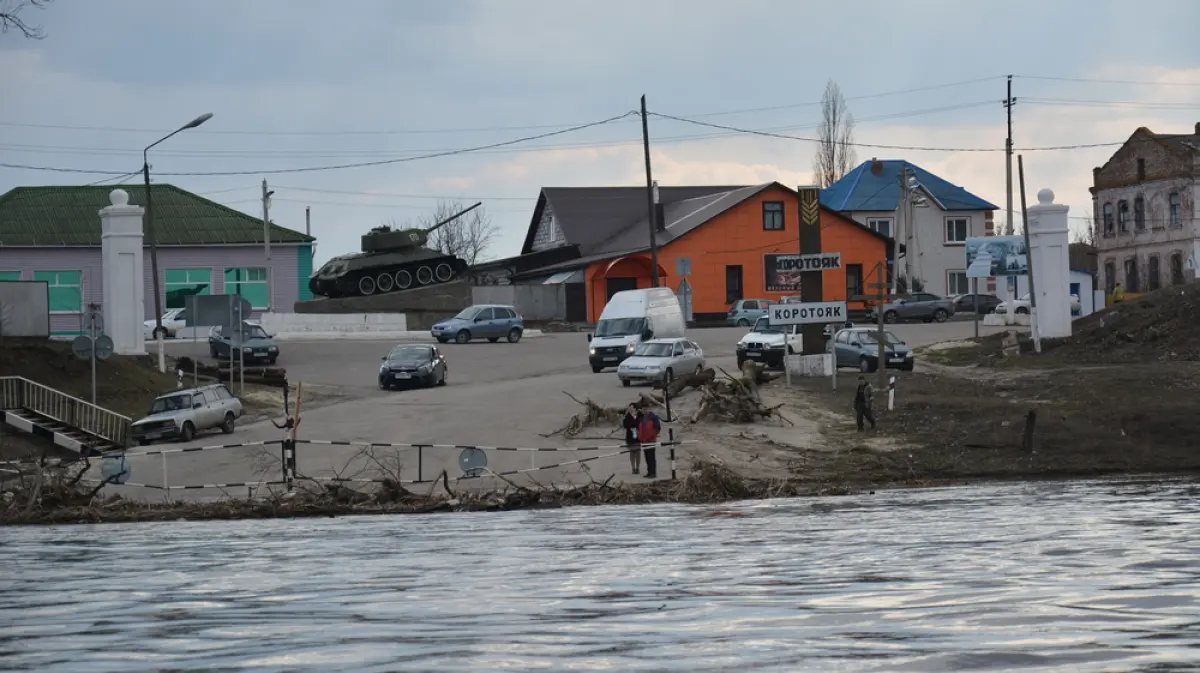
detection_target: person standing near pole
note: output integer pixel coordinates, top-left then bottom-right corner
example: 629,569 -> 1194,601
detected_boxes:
854,376 -> 877,432
622,403 -> 642,475
637,402 -> 662,479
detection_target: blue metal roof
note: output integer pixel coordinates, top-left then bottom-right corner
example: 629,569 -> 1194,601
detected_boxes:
820,160 -> 999,213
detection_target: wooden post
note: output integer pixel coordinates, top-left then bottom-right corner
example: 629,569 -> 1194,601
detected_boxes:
1022,409 -> 1037,452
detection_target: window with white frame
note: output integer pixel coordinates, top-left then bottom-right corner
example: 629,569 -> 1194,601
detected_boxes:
866,218 -> 892,238
223,267 -> 270,310
946,270 -> 969,296
33,270 -> 82,313
944,217 -> 969,244
165,269 -> 212,310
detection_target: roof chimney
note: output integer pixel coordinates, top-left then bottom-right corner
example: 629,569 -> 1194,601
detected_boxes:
870,158 -> 883,176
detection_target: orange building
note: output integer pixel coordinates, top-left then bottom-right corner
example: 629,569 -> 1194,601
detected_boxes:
492,183 -> 895,323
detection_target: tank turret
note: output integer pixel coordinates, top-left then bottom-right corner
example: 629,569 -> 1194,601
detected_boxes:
309,202 -> 482,299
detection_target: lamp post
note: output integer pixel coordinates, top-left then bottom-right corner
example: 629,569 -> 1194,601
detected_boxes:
143,112 -> 213,372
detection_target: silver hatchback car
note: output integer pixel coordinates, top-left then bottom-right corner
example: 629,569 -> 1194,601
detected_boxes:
617,337 -> 705,387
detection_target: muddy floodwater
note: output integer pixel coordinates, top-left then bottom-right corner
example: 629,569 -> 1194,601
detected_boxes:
2,477 -> 1199,672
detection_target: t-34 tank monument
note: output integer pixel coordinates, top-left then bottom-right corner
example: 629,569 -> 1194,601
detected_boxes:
309,202 -> 482,298
296,202 -> 481,328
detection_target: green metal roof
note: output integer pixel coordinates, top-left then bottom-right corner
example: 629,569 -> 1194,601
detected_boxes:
0,184 -> 315,246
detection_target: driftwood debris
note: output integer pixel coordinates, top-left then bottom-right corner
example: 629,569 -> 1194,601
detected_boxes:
654,367 -> 716,397
691,361 -> 791,425
542,392 -> 626,438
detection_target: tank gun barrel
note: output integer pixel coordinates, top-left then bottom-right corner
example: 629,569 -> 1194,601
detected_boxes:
425,201 -> 483,233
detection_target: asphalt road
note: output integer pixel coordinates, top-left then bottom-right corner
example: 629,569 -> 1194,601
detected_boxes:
103,321 -> 1015,501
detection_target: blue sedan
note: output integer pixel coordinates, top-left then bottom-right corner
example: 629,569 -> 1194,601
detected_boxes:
431,304 -> 524,344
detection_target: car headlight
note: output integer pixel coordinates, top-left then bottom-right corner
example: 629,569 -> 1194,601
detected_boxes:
380,365 -> 388,373
589,347 -> 596,355
418,364 -> 432,373
625,343 -> 636,353
243,347 -> 253,353
269,346 -> 278,351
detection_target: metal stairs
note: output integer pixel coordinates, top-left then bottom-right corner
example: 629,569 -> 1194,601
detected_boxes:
0,377 -> 131,457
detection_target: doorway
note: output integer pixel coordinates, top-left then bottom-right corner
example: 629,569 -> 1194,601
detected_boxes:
606,277 -> 638,301
564,283 -> 587,322
725,265 -> 744,304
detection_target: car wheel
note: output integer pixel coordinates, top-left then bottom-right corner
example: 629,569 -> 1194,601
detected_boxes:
221,412 -> 235,434
736,356 -> 746,368
152,326 -> 168,340
268,356 -> 277,366
438,369 -> 447,386
694,364 -> 703,375
379,378 -> 389,390
1016,307 -> 1029,315
138,439 -> 150,447
859,356 -> 874,373
592,365 -> 603,373
736,318 -> 749,327
883,310 -> 898,324
488,337 -> 500,343
933,309 -> 949,322
507,327 -> 522,343
622,379 -> 631,387
210,346 -> 219,358
455,330 -> 470,344
180,421 -> 195,442
663,368 -> 673,385
901,361 -> 915,372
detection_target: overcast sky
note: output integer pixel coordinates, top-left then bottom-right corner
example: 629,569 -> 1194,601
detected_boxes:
2,0 -> 1198,267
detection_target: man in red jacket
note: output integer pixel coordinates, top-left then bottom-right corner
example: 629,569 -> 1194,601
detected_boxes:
637,402 -> 662,479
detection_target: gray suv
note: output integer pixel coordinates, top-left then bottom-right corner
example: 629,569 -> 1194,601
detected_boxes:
867,292 -> 956,324
828,327 -> 914,372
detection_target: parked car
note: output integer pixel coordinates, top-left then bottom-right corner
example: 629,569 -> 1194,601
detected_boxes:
431,304 -> 524,344
952,293 -> 1002,315
143,307 -> 189,340
617,338 -> 704,387
379,343 -> 448,390
208,322 -> 280,364
867,292 -> 956,323
587,288 -> 686,373
130,384 -> 244,445
726,298 -> 769,326
828,327 -> 914,372
736,316 -> 801,369
994,292 -> 1081,316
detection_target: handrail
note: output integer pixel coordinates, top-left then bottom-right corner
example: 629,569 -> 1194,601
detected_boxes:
0,376 -> 132,448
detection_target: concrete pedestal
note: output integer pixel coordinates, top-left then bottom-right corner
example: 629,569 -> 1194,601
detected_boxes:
99,189 -> 146,355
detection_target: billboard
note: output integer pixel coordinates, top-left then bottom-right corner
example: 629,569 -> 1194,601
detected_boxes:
0,281 -> 51,338
764,254 -> 801,292
966,235 -> 1027,277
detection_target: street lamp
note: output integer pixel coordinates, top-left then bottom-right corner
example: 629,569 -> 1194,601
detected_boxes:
143,112 -> 213,372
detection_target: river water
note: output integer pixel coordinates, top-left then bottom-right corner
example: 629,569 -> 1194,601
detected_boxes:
2,477 -> 1199,672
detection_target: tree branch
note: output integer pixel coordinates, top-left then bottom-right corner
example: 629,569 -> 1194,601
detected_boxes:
0,0 -> 52,40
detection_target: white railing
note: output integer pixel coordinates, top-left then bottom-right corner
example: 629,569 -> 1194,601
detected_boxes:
0,376 -> 132,449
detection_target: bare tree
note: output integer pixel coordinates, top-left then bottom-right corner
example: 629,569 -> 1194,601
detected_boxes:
384,200 -> 499,266
1,0 -> 52,39
812,79 -> 857,188
1071,209 -> 1097,245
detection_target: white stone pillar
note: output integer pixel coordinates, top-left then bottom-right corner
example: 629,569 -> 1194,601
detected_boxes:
1026,188 -> 1071,339
99,189 -> 146,355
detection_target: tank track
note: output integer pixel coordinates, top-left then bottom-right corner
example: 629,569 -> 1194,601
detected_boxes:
310,255 -> 468,298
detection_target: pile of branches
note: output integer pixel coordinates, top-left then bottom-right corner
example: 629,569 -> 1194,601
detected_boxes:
691,361 -> 792,425
1,456 -> 122,523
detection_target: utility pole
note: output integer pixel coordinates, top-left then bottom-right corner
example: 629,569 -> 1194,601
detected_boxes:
305,206 -> 311,237
640,95 -> 661,287
262,179 -> 274,260
894,167 -> 910,296
1004,75 -> 1016,236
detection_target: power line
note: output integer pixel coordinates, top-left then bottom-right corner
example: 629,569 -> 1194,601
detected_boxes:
1015,74 -> 1200,87
0,101 -> 1000,161
0,111 -> 638,177
1022,97 -> 1199,110
271,185 -> 533,201
266,196 -> 530,212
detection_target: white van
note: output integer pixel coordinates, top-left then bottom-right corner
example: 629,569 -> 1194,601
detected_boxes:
587,287 -> 686,372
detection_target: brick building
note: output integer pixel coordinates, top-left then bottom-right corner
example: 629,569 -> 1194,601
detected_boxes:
1091,123 -> 1200,294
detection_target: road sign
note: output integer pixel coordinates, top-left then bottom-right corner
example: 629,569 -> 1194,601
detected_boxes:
773,252 -> 842,272
458,447 -> 488,477
675,257 -> 692,277
769,301 -> 848,325
71,335 -> 92,361
94,334 -> 114,361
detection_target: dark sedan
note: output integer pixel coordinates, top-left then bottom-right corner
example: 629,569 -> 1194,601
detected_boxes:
952,293 -> 1002,314
378,344 -> 448,390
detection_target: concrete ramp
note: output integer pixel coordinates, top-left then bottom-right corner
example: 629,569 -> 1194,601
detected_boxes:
294,281 -> 472,330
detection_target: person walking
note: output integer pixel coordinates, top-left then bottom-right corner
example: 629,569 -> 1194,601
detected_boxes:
854,376 -> 876,431
637,402 -> 662,479
622,403 -> 642,475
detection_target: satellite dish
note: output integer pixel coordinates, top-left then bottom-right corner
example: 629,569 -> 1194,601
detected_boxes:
71,335 -> 92,361
94,334 -> 115,361
458,447 -> 488,478
101,455 -> 131,485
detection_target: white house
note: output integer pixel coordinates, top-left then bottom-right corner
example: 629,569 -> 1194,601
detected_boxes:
822,159 -> 999,297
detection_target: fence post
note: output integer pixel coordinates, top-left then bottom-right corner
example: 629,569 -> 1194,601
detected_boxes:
161,453 -> 170,502
417,444 -> 424,483
283,439 -> 296,490
668,428 -> 677,480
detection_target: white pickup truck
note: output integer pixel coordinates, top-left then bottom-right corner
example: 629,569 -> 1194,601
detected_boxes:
130,384 -> 244,445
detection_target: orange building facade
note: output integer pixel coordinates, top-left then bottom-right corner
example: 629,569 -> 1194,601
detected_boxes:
583,184 -> 891,323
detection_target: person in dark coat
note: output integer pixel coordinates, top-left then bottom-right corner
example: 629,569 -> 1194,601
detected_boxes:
637,402 -> 662,479
622,403 -> 642,475
854,376 -> 876,431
